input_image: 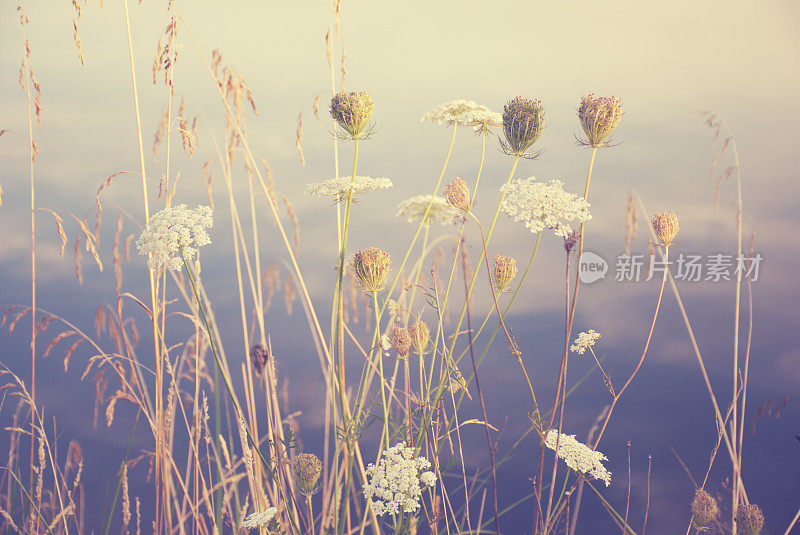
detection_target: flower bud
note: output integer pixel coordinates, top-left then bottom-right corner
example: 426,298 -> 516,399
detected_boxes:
352,248 -> 391,293
734,504 -> 765,535
492,255 -> 518,293
502,96 -> 545,156
563,230 -> 580,253
389,323 -> 412,358
409,320 -> 430,356
691,489 -> 719,529
443,177 -> 472,213
292,453 -> 322,496
652,211 -> 679,246
577,93 -> 622,147
330,91 -> 374,139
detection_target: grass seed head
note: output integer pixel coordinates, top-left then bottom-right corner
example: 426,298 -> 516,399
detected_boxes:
652,211 -> 679,246
691,489 -> 720,529
577,93 -> 623,148
734,504 -> 765,535
502,96 -> 545,156
353,247 -> 391,293
492,255 -> 518,293
330,90 -> 374,139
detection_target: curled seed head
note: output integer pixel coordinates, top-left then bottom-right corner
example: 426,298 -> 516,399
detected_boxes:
577,93 -> 622,148
492,255 -> 518,293
502,96 -> 545,156
409,319 -> 430,356
292,453 -> 323,496
652,211 -> 679,246
250,344 -> 269,375
691,489 -> 720,529
352,248 -> 391,293
443,177 -> 472,213
330,91 -> 374,139
734,504 -> 765,535
389,323 -> 412,358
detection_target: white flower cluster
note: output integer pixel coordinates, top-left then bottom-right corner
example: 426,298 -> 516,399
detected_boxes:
241,507 -> 278,529
396,194 -> 460,226
421,99 -> 501,130
136,204 -> 213,271
363,442 -> 437,516
500,178 -> 591,238
543,429 -> 612,486
304,176 -> 393,201
570,330 -> 601,355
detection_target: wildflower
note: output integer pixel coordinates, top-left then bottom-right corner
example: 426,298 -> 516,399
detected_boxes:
502,96 -> 545,157
250,344 -> 269,375
734,504 -> 765,535
570,330 -> 601,354
389,323 -> 412,358
293,453 -> 322,496
380,333 -> 392,351
330,91 -> 374,139
652,211 -> 679,247
500,178 -> 591,238
543,429 -> 611,486
577,93 -> 623,148
387,299 -> 400,318
396,195 -> 460,226
352,248 -> 391,293
241,507 -> 278,529
691,489 -> 720,529
304,176 -> 393,202
492,255 -> 518,293
421,99 -> 501,131
363,442 -> 437,516
136,204 -> 213,271
443,177 -> 472,213
409,320 -> 430,356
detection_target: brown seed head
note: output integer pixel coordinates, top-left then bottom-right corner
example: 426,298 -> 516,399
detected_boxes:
389,323 -> 412,358
563,230 -> 580,253
734,504 -> 765,535
330,91 -> 374,139
502,96 -> 545,156
292,453 -> 322,496
691,489 -> 720,529
352,247 -> 391,293
652,211 -> 679,246
577,93 -> 623,148
492,255 -> 518,293
443,177 -> 472,213
250,344 -> 269,375
409,319 -> 430,356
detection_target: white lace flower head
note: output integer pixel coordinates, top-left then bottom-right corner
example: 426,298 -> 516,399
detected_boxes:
304,176 -> 393,202
421,99 -> 501,130
241,507 -> 278,529
543,429 -> 611,486
500,178 -> 591,238
363,442 -> 437,517
570,330 -> 601,355
396,195 -> 460,226
136,204 -> 213,271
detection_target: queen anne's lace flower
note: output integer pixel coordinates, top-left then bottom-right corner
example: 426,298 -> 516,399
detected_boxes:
241,507 -> 278,529
543,429 -> 611,486
500,178 -> 591,238
396,195 -> 460,226
570,330 -> 601,354
136,204 -> 213,271
363,442 -> 437,517
304,176 -> 393,201
421,100 -> 501,130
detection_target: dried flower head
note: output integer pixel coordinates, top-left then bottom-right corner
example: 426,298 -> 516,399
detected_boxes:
501,178 -> 591,238
293,453 -> 323,496
563,230 -> 580,253
691,489 -> 720,529
492,255 -> 518,293
363,442 -> 437,516
389,323 -> 412,358
330,91 -> 374,139
443,177 -> 472,213
421,99 -> 501,132
304,176 -> 393,203
502,96 -> 545,157
543,429 -> 611,486
136,204 -> 213,271
241,507 -> 278,530
352,248 -> 391,293
577,93 -> 623,148
652,211 -> 679,247
734,504 -> 765,535
250,344 -> 269,375
409,320 -> 430,356
570,330 -> 601,354
396,194 -> 460,226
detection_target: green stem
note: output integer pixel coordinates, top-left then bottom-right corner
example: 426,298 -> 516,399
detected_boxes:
104,407 -> 141,535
